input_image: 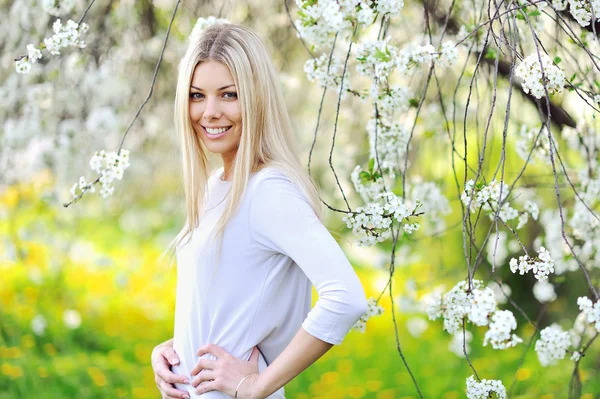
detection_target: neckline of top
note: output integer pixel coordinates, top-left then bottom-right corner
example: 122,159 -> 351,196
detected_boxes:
215,166 -> 274,184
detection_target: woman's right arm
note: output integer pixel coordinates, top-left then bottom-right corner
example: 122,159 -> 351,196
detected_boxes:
151,338 -> 191,399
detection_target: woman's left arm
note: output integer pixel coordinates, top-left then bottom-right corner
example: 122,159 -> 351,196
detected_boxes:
253,327 -> 333,398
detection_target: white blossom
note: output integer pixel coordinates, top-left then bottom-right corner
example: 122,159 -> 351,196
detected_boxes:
352,297 -> 384,333
437,41 -> 459,67
27,44 -> 43,64
533,280 -> 557,303
303,53 -> 344,89
509,246 -> 555,281
356,37 -> 399,80
342,191 -> 420,246
516,53 -> 565,99
577,296 -> 600,332
15,58 -> 32,74
427,280 -> 497,334
70,149 -> 130,200
483,310 -> 523,349
567,0 -> 600,26
42,0 -> 76,16
535,324 -> 572,366
466,375 -> 507,399
376,0 -> 404,16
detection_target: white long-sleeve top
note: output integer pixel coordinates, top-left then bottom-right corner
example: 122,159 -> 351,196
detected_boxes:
171,166 -> 368,398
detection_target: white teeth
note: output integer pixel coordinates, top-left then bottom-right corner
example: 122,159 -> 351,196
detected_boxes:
205,126 -> 230,135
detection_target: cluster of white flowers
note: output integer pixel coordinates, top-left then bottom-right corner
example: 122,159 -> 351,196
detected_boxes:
295,0 -> 405,48
356,38 -> 400,80
70,149 -> 130,199
366,118 -> 410,175
483,310 -> 523,349
426,279 -> 497,334
509,246 -> 555,281
517,200 -> 540,229
294,0 -> 351,49
577,296 -> 600,332
352,297 -> 384,333
515,53 -> 566,99
189,16 -> 230,42
466,375 -> 507,399
373,85 -> 411,119
533,280 -> 557,303
566,0 -> 600,27
342,193 -> 420,246
303,53 -> 344,88
350,164 -> 387,203
16,19 -> 89,74
437,41 -> 459,67
535,324 -> 572,366
42,0 -> 76,16
515,124 -> 556,165
461,179 -> 519,223
356,39 -> 458,81
449,329 -> 472,357
552,0 -> 568,11
374,0 -> 405,16
408,180 -> 451,233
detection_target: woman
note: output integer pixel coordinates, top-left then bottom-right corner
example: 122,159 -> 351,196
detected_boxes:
151,22 -> 368,399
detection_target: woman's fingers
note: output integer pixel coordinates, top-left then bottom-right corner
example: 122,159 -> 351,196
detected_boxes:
190,369 -> 216,388
157,379 -> 191,399
190,358 -> 217,377
160,345 -> 181,366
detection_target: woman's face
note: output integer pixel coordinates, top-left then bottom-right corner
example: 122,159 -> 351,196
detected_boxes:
189,60 -> 242,160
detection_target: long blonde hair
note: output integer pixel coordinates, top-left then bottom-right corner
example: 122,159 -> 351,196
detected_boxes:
162,23 -> 323,267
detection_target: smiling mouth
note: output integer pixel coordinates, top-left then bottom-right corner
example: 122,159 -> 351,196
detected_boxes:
203,126 -> 232,135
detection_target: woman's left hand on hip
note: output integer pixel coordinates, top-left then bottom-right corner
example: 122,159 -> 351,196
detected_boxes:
190,344 -> 261,398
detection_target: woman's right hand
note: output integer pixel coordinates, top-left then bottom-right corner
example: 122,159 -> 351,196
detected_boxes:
151,338 -> 191,399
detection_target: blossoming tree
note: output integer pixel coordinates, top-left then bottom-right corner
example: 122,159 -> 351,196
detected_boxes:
5,0 -> 600,397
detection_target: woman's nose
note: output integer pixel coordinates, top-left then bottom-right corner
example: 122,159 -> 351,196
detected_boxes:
203,97 -> 221,120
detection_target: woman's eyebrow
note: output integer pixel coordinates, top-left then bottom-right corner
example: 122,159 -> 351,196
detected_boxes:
190,84 -> 235,91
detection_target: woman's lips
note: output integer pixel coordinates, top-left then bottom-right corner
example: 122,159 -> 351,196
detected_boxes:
202,126 -> 232,139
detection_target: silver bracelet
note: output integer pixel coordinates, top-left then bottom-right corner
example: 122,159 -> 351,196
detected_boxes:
234,373 -> 252,398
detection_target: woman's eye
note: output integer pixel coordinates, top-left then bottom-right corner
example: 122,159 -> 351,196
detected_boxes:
223,92 -> 237,99
190,92 -> 204,99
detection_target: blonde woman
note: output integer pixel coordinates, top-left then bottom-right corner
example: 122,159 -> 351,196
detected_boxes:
151,22 -> 368,399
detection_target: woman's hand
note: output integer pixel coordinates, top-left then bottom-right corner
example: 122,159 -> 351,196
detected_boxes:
151,338 -> 191,399
190,344 -> 263,399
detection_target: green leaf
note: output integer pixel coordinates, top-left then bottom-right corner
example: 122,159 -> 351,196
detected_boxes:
368,158 -> 375,173
374,48 -> 391,62
409,98 -> 419,107
553,56 -> 561,65
570,73 -> 577,83
516,13 -> 526,20
594,80 -> 600,90
484,48 -> 497,60
528,10 -> 541,17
